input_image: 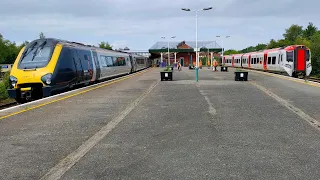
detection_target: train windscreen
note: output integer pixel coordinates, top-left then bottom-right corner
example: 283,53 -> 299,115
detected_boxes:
18,40 -> 55,69
306,49 -> 310,61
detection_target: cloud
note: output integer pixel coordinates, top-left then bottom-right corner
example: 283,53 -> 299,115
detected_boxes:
110,40 -> 129,49
0,0 -> 319,51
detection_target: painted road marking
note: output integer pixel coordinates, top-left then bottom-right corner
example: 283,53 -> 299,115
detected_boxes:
0,68 -> 152,120
196,84 -> 216,116
250,81 -> 320,131
40,80 -> 159,180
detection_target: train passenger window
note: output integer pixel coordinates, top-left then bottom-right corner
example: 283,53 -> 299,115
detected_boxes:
272,57 -> 276,64
287,51 -> 293,62
268,57 -> 271,64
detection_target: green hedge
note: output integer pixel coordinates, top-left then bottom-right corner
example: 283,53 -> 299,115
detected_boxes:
0,71 -> 10,100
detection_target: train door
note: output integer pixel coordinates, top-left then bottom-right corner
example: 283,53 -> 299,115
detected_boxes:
279,52 -> 284,69
263,53 -> 267,70
129,55 -> 134,73
77,49 -> 93,82
71,48 -> 84,83
232,56 -> 234,67
294,46 -> 306,73
91,50 -> 101,80
248,55 -> 251,68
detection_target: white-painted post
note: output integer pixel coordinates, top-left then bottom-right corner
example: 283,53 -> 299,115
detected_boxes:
174,52 -> 177,64
210,52 -> 213,68
160,52 -> 163,63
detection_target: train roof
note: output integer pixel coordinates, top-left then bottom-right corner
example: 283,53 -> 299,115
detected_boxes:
26,38 -> 131,55
223,44 -> 310,56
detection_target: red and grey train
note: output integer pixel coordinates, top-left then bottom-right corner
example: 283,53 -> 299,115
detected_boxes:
223,45 -> 312,77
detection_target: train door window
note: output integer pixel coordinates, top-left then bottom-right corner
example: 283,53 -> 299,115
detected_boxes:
112,57 -> 119,66
280,54 -> 283,62
100,55 -> 108,67
106,56 -> 114,66
287,51 -> 293,62
272,56 -> 276,64
268,57 -> 271,64
306,50 -> 310,61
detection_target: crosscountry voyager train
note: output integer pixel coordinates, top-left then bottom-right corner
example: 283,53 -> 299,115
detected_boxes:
223,45 -> 312,77
8,38 -> 152,103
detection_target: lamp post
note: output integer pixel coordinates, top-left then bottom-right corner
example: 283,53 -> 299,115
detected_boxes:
216,35 -> 230,64
182,7 -> 212,82
161,36 -> 176,66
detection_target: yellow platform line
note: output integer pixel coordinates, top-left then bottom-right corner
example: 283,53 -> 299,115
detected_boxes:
0,69 -> 152,120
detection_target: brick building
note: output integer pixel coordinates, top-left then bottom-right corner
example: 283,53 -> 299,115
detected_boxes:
148,40 -> 223,67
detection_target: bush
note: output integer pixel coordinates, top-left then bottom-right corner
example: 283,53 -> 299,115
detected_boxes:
0,71 -> 10,100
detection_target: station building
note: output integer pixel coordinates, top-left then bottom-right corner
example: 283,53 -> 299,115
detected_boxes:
148,40 -> 223,67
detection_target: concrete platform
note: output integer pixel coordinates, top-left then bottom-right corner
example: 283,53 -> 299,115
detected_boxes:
0,67 -> 319,179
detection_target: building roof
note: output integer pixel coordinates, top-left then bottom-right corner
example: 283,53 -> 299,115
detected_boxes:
149,40 -> 223,53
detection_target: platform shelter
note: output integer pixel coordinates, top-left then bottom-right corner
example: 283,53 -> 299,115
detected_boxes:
149,40 -> 223,67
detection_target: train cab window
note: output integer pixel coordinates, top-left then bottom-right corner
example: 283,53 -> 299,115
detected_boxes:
287,51 -> 293,62
272,57 -> 276,64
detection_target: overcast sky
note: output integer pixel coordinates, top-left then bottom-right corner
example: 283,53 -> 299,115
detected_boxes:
0,0 -> 318,51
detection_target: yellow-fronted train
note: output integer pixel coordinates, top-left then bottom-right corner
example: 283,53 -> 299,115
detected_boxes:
8,38 -> 152,103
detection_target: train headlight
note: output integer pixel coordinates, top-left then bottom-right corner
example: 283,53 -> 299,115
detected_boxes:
9,76 -> 17,88
41,73 -> 52,85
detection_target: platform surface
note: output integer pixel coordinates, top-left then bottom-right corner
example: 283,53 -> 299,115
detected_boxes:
0,67 -> 319,180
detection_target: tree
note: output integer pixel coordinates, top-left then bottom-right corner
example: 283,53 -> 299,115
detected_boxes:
99,41 -> 112,50
303,22 -> 317,40
39,32 -> 45,39
283,24 -> 303,43
267,39 -> 279,49
223,49 -> 239,55
309,31 -> 320,75
255,43 -> 267,51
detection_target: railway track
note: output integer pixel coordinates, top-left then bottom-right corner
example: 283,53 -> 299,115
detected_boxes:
307,76 -> 320,83
232,66 -> 320,83
0,101 -> 18,110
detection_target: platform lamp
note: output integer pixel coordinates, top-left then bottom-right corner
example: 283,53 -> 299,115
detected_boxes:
216,35 -> 230,64
161,36 -> 176,66
182,7 -> 212,82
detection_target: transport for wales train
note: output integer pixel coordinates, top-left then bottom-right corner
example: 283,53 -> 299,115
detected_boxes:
223,45 -> 312,77
8,38 -> 152,103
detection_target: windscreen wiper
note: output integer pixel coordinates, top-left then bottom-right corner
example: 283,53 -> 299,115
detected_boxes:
21,42 -> 38,60
31,40 -> 47,61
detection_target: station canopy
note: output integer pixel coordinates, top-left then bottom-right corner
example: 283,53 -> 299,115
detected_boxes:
149,40 -> 223,53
